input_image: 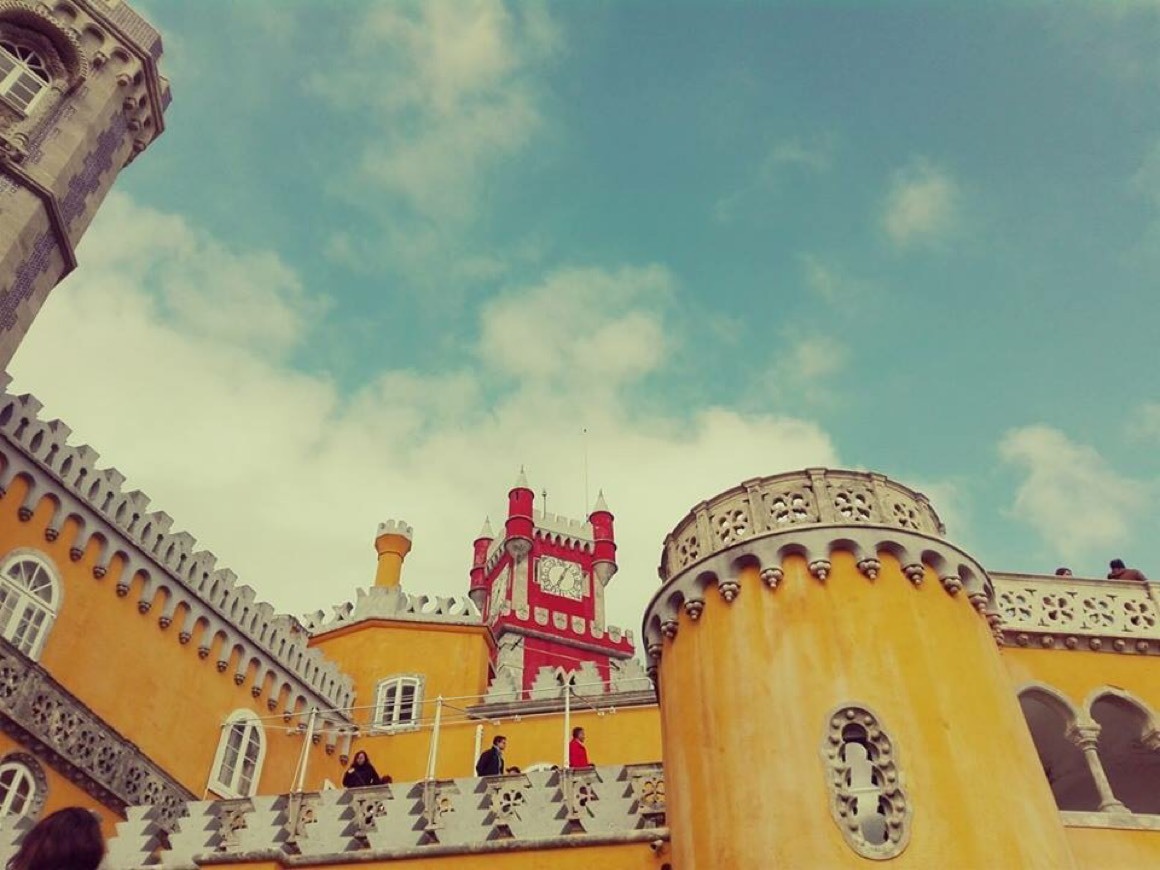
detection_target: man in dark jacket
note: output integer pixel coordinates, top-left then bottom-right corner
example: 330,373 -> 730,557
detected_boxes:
1108,559 -> 1149,582
475,735 -> 507,776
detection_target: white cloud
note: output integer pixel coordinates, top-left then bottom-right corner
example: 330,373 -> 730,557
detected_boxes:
11,196 -> 838,650
311,0 -> 557,224
800,253 -> 867,308
761,335 -> 848,407
998,425 -> 1148,560
882,159 -> 960,248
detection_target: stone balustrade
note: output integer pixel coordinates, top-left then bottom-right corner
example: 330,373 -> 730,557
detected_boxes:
658,468 -> 945,580
0,637 -> 193,831
992,572 -> 1160,654
103,763 -> 667,868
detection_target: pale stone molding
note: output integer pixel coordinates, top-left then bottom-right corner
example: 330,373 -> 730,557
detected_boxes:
0,383 -> 355,721
658,468 -> 945,581
994,572 -> 1160,655
0,635 -> 193,829
820,704 -> 911,859
105,764 -> 669,864
643,525 -> 994,665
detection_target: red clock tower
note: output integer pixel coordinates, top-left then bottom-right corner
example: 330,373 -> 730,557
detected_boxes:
468,469 -> 635,696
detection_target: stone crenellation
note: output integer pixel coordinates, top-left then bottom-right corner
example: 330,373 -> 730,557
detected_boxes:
301,584 -> 480,635
491,600 -> 634,649
483,659 -> 653,704
659,468 -> 945,580
0,381 -> 355,720
100,763 -> 668,867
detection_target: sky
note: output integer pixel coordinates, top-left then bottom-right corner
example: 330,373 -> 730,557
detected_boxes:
9,1 -> 1160,648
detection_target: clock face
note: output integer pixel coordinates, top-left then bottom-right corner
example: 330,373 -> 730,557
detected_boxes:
489,569 -> 509,621
536,556 -> 585,601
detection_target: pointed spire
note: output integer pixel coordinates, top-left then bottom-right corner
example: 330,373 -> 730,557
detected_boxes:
592,489 -> 609,513
514,465 -> 529,489
478,516 -> 494,539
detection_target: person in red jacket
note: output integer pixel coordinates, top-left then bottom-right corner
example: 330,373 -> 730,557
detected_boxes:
568,727 -> 590,768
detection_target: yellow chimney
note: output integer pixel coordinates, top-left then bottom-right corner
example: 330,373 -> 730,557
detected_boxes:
373,519 -> 413,588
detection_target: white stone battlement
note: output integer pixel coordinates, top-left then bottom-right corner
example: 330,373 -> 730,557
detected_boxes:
0,382 -> 354,716
533,508 -> 594,542
302,585 -> 481,634
484,659 -> 653,704
376,519 -> 413,541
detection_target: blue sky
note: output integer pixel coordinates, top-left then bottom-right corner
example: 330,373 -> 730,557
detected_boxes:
11,1 -> 1160,639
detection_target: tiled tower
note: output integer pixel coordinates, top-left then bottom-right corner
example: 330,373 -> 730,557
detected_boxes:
0,0 -> 168,368
469,469 -> 635,696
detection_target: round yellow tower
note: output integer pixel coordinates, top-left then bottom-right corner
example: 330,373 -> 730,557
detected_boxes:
642,469 -> 1075,869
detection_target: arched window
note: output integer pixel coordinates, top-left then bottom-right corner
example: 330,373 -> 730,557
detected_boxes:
0,754 -> 46,818
374,675 -> 423,732
210,710 -> 265,798
0,553 -> 60,660
0,39 -> 50,114
1091,692 -> 1160,815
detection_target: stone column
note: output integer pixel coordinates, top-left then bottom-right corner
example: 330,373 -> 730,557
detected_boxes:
1066,723 -> 1127,812
643,469 -> 1077,870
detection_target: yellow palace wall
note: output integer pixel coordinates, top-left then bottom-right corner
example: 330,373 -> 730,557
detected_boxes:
0,475 -> 335,800
1002,646 -> 1160,712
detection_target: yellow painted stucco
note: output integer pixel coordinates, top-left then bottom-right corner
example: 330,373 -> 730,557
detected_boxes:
1003,646 -> 1160,713
1065,826 -> 1160,869
658,551 -> 1077,869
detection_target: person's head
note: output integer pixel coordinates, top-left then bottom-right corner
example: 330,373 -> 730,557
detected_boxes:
493,735 -> 507,750
572,727 -> 585,741
8,807 -> 105,870
1055,567 -> 1072,576
353,750 -> 369,766
1110,558 -> 1126,572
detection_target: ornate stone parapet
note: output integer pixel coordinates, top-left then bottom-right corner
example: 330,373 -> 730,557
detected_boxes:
0,384 -> 355,717
0,636 -> 193,830
644,524 -> 995,674
104,764 -> 669,866
993,572 -> 1160,654
658,468 -> 945,581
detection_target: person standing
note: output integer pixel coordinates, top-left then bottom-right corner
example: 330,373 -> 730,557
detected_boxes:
342,750 -> 383,788
568,727 -> 590,768
1108,559 -> 1149,582
476,735 -> 507,776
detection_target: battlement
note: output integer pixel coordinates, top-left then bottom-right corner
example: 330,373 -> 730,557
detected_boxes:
100,763 -> 668,866
302,584 -> 481,635
376,519 -> 413,541
484,659 -> 653,704
0,381 -> 355,717
491,600 -> 634,650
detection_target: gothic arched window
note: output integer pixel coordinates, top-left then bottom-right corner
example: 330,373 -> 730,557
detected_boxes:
210,710 -> 265,798
0,39 -> 50,114
0,553 -> 60,660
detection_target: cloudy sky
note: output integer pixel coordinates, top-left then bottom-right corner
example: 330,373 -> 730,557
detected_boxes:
10,2 -> 1160,646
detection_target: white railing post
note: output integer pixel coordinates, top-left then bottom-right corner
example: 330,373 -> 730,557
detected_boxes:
563,684 -> 571,769
293,708 -> 319,794
425,696 -> 444,781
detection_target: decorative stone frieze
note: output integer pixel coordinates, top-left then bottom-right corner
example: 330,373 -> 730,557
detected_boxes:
658,469 -> 945,580
104,765 -> 670,865
821,705 -> 910,859
0,383 -> 355,719
643,525 -> 994,659
0,636 -> 193,829
993,573 -> 1160,655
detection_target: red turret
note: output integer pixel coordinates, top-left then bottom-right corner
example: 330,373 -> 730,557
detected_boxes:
468,517 -> 494,611
590,489 -> 618,587
505,466 -> 534,559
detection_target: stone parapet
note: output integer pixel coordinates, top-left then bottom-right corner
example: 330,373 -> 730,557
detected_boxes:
0,383 -> 355,716
0,635 -> 194,830
658,468 -> 945,581
993,572 -> 1160,654
301,585 -> 480,635
103,764 -> 667,867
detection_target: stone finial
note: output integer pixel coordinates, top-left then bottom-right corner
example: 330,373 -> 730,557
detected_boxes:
477,517 -> 494,540
514,466 -> 530,490
592,489 -> 609,513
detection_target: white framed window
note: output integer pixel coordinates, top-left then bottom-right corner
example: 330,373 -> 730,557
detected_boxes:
209,710 -> 266,798
373,675 -> 423,732
0,755 -> 45,818
0,552 -> 60,660
0,39 -> 50,115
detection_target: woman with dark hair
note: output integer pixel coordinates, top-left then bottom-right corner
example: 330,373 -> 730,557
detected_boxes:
8,806 -> 105,870
342,750 -> 384,788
